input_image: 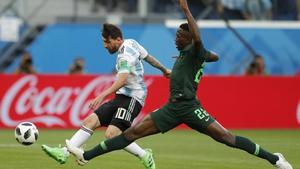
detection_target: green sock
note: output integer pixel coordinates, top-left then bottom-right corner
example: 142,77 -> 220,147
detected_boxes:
235,136 -> 279,164
83,134 -> 132,160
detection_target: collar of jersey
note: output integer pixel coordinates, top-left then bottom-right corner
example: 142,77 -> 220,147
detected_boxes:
117,40 -> 126,54
180,43 -> 193,52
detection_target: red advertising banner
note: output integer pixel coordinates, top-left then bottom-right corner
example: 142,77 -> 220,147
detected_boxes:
198,76 -> 300,129
0,74 -> 299,129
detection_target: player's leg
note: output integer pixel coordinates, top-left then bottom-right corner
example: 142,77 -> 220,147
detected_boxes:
99,95 -> 156,169
106,121 -> 157,169
205,121 -> 279,162
66,103 -> 180,164
105,125 -> 147,156
183,105 -> 292,169
104,96 -> 148,157
41,113 -> 100,164
66,114 -> 160,165
105,124 -> 155,169
205,121 -> 292,168
69,113 -> 99,147
41,99 -> 115,164
85,103 -> 181,157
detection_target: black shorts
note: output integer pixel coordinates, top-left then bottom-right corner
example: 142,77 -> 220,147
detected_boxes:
94,94 -> 142,131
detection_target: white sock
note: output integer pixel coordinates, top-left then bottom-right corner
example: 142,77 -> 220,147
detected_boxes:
69,125 -> 93,147
63,125 -> 93,156
124,142 -> 146,159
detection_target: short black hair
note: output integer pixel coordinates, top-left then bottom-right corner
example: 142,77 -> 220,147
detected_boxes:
102,23 -> 123,39
179,23 -> 189,32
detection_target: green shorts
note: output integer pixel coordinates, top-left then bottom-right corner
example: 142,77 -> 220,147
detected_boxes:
150,99 -> 215,133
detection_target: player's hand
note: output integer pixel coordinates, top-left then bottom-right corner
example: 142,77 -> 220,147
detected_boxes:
163,69 -> 172,78
177,0 -> 188,10
89,95 -> 105,110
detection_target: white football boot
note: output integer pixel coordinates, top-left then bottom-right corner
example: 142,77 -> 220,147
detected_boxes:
274,153 -> 293,169
65,139 -> 88,166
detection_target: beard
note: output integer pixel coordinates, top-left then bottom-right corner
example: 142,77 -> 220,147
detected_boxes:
108,48 -> 117,54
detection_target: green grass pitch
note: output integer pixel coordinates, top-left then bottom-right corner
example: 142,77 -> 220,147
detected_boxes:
1,129 -> 299,169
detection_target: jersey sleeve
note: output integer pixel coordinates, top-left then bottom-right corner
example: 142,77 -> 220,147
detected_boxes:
194,44 -> 211,61
133,40 -> 148,59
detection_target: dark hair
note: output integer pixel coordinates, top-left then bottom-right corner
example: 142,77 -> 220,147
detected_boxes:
102,23 -> 123,39
179,23 -> 189,32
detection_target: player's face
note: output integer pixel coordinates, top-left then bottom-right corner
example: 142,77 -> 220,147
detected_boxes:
175,28 -> 192,50
102,36 -> 122,54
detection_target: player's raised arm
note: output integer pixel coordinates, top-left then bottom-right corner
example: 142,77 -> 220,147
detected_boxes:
178,0 -> 202,48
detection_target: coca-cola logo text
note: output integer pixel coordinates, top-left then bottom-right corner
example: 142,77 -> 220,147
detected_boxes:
0,75 -> 115,127
0,75 -> 154,128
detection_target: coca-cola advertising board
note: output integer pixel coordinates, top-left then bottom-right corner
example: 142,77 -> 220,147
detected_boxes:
0,74 -> 299,129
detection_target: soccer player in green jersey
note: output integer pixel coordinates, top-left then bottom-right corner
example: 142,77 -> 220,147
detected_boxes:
65,0 -> 293,168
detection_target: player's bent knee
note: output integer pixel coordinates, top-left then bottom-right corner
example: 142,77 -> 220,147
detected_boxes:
105,129 -> 122,139
104,131 -> 115,139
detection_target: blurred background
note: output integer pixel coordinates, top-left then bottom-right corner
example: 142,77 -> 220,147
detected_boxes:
0,0 -> 300,75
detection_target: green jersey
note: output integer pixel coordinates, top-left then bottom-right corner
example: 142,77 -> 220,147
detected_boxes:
170,43 -> 211,100
151,43 -> 215,133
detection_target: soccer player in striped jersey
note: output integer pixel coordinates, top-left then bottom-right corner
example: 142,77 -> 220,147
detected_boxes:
42,23 -> 171,169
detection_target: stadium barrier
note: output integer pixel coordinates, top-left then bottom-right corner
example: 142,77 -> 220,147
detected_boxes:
0,74 -> 299,129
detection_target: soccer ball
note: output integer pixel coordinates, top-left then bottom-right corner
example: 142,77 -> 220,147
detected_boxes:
15,122 -> 39,146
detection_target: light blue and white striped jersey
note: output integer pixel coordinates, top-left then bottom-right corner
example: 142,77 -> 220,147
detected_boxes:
115,39 -> 148,105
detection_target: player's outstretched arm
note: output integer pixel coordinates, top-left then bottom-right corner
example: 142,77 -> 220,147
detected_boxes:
178,0 -> 202,47
144,55 -> 171,78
